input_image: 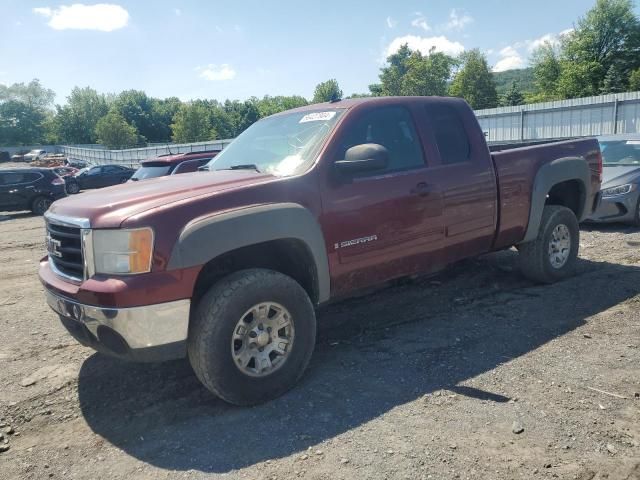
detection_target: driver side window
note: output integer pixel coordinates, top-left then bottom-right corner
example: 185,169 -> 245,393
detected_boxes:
337,106 -> 425,173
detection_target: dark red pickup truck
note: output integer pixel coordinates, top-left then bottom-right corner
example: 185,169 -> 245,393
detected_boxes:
40,97 -> 602,405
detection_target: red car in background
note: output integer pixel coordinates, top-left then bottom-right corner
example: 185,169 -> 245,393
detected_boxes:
129,150 -> 221,182
51,166 -> 79,178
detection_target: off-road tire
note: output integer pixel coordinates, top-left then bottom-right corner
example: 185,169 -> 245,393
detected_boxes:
188,268 -> 316,406
31,196 -> 52,215
518,205 -> 579,284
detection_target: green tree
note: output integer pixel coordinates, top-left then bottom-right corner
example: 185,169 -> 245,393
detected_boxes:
402,49 -> 458,96
0,101 -> 48,146
629,68 -> 640,90
151,97 -> 183,142
312,79 -> 343,103
95,111 -> 141,149
370,44 -> 456,97
53,87 -> 108,144
530,42 -> 563,101
370,43 -> 413,96
254,95 -> 308,117
170,102 -> 215,143
0,79 -> 55,146
501,81 -> 525,106
601,64 -> 627,93
111,90 -> 177,143
449,49 -> 498,109
563,0 -> 640,94
0,79 -> 55,109
555,61 -> 604,98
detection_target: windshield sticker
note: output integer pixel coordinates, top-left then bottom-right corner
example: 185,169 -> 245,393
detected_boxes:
299,112 -> 336,123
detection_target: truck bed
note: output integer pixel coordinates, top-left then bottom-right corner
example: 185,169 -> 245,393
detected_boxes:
491,138 -> 602,249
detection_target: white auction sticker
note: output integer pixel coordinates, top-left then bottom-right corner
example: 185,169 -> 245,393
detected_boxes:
299,111 -> 336,123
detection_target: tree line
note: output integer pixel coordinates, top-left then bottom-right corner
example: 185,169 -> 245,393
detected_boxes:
1,0 -> 639,149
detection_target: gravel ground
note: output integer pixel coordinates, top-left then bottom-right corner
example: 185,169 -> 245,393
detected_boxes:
0,208 -> 639,479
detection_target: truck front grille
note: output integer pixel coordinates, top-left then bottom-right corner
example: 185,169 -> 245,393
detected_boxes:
46,221 -> 84,281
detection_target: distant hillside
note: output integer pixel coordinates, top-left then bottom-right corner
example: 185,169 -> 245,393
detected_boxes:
493,68 -> 535,95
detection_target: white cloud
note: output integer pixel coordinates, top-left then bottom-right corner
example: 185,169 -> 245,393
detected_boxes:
33,7 -> 52,16
386,35 -> 464,57
490,27 -> 573,72
386,16 -> 397,28
492,45 -> 525,72
528,28 -> 573,52
411,13 -> 430,31
174,8 -> 181,16
493,55 -> 525,72
499,46 -> 519,57
197,64 -> 236,81
444,9 -> 473,31
33,4 -> 129,32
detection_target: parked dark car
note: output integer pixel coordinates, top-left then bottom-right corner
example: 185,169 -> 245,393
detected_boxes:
587,134 -> 640,225
129,150 -> 221,182
65,164 -> 135,194
0,168 -> 66,215
0,151 -> 10,163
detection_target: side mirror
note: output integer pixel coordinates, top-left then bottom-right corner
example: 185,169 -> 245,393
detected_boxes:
335,143 -> 389,175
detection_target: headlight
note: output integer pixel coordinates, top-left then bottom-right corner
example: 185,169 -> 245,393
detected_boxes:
601,184 -> 634,197
89,228 -> 154,275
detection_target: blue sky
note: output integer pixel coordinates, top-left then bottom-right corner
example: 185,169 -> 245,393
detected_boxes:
1,1 -> 634,105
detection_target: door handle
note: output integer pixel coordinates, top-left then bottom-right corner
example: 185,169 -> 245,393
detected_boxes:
410,182 -> 431,197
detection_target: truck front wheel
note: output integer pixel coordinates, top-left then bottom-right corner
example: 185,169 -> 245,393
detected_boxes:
518,205 -> 579,284
188,268 -> 316,405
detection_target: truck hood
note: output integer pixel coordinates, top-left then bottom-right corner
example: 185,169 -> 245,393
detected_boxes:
49,170 -> 275,228
601,165 -> 640,189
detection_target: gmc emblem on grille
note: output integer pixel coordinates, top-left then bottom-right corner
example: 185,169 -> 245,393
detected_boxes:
46,234 -> 62,258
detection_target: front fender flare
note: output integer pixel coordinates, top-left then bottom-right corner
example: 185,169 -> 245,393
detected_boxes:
167,203 -> 330,303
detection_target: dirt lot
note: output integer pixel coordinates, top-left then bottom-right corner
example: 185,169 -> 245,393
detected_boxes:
0,208 -> 639,479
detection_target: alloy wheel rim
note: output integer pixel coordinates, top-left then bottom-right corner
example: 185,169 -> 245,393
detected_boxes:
548,224 -> 571,269
231,302 -> 294,377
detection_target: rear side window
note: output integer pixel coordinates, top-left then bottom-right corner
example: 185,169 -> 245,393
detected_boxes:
425,104 -> 471,165
337,106 -> 425,173
3,173 -> 25,185
23,173 -> 43,183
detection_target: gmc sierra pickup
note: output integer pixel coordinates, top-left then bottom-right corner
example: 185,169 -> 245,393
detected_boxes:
40,97 -> 602,405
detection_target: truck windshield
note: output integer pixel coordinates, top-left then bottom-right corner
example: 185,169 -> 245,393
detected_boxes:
600,140 -> 640,166
130,164 -> 172,181
207,109 -> 344,177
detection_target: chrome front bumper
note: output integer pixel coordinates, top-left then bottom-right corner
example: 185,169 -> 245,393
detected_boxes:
46,289 -> 190,362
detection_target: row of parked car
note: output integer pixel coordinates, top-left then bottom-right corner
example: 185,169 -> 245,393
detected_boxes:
0,150 -> 220,215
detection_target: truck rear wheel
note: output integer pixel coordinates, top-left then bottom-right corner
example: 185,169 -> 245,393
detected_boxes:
518,205 -> 579,284
188,268 -> 316,406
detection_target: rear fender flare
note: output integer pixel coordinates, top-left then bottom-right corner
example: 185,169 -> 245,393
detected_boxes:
521,157 -> 590,243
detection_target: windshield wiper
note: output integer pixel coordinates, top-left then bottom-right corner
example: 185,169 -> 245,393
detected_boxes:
222,164 -> 262,173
